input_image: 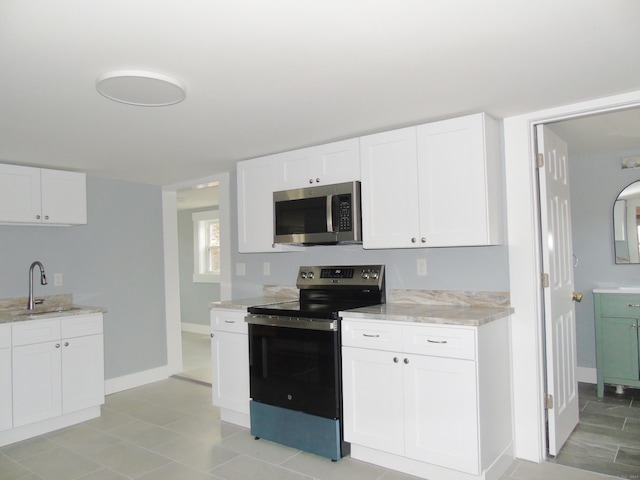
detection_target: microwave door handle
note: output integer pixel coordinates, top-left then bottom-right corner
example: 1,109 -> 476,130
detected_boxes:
326,195 -> 335,232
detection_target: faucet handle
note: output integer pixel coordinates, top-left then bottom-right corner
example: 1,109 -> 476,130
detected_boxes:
34,298 -> 45,305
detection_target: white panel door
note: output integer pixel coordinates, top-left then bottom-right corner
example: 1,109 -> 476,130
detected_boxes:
360,127 -> 420,249
404,354 -> 479,474
211,331 -> 249,414
62,334 -> 105,413
342,346 -> 404,454
537,125 -> 579,456
12,341 -> 62,427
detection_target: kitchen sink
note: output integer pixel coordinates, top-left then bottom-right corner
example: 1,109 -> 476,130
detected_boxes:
17,306 -> 83,316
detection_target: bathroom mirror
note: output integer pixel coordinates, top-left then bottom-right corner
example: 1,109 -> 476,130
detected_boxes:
614,180 -> 640,263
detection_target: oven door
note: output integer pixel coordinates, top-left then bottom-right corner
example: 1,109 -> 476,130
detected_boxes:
247,316 -> 341,419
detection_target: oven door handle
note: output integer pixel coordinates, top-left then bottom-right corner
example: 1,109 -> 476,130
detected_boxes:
245,315 -> 337,332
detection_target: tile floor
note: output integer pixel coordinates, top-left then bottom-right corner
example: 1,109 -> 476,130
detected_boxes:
552,382 -> 640,478
0,377 -> 612,480
178,331 -> 212,385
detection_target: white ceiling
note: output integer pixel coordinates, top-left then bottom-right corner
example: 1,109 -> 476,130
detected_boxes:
1,0 -> 640,186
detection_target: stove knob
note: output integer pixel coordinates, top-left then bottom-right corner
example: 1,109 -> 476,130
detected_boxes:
301,272 -> 307,279
307,272 -> 314,279
362,272 -> 369,279
370,271 -> 379,279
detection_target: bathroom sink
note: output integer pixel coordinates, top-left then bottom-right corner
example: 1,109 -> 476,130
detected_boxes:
17,306 -> 83,316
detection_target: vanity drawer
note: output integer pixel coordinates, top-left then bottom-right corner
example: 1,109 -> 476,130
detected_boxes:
403,324 -> 476,360
599,294 -> 640,318
12,319 -> 61,346
61,314 -> 103,338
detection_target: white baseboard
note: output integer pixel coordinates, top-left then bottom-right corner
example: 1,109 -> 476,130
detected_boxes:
577,366 -> 597,384
181,322 -> 210,335
105,366 -> 169,395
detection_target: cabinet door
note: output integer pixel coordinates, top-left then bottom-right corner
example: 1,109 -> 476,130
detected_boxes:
12,341 -> 62,427
404,354 -> 479,474
416,113 -> 500,247
342,346 -> 404,454
360,127 -> 421,249
0,164 -> 41,223
601,317 -> 640,382
276,139 -> 360,190
62,334 -> 105,413
237,156 -> 301,253
40,169 -> 87,225
211,331 -> 249,414
0,347 -> 11,431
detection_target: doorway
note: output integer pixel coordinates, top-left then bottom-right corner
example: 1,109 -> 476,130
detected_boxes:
540,108 -> 640,475
174,184 -> 219,384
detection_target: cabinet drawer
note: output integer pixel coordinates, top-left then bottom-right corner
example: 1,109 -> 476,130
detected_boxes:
13,319 -> 61,346
403,325 -> 476,360
211,309 -> 248,334
61,314 -> 103,338
599,294 -> 640,318
0,324 -> 10,348
341,320 -> 403,351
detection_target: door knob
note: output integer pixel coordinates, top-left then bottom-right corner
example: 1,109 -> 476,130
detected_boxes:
572,292 -> 583,302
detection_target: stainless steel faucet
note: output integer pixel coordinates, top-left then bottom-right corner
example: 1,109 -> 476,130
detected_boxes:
27,261 -> 47,310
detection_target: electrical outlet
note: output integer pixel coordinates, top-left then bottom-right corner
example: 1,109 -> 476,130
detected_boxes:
417,258 -> 427,276
263,262 -> 270,276
54,273 -> 63,286
236,263 -> 246,276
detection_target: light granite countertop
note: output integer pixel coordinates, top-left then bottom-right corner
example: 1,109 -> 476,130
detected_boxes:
339,303 -> 514,327
0,294 -> 106,324
209,296 -> 291,311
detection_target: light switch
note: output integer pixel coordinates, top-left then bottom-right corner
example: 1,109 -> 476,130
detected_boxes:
54,273 -> 63,286
263,262 -> 270,276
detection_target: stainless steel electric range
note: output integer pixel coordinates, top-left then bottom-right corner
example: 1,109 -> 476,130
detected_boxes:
246,265 -> 385,461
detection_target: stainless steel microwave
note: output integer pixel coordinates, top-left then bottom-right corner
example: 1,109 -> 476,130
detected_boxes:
273,181 -> 362,245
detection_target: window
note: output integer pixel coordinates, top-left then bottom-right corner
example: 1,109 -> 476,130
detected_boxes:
193,210 -> 220,283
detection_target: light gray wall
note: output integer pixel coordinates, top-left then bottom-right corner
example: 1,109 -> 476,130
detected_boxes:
228,172 -> 511,299
178,207 -> 221,326
570,149 -> 640,369
0,176 -> 167,380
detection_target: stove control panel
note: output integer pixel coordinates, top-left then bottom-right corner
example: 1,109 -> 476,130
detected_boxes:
297,265 -> 385,288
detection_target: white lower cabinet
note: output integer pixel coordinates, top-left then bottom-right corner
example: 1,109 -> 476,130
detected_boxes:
210,308 -> 249,427
2,314 -> 104,445
0,325 -> 11,432
342,317 -> 513,480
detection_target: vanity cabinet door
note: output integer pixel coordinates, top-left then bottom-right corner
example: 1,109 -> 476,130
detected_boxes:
600,316 -> 640,382
12,341 -> 63,427
62,333 -> 105,414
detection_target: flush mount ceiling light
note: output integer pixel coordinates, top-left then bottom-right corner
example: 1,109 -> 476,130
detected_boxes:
96,70 -> 186,106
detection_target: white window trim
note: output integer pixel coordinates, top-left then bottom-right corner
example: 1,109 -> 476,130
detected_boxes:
192,210 -> 220,283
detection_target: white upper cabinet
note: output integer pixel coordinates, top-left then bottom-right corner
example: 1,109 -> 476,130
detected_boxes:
275,138 -> 360,190
0,164 -> 87,226
361,113 -> 503,249
237,156 -> 302,253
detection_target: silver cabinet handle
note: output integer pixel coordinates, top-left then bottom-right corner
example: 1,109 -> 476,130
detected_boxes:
411,237 -> 417,243
64,342 -> 69,347
421,237 -> 426,243
210,333 -> 214,337
36,215 -> 41,220
427,339 -> 448,344
403,358 -> 409,364
224,320 -> 236,323
44,215 -> 49,220
629,304 -> 640,308
362,333 -> 380,338
55,343 -> 60,348
393,357 -> 399,363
